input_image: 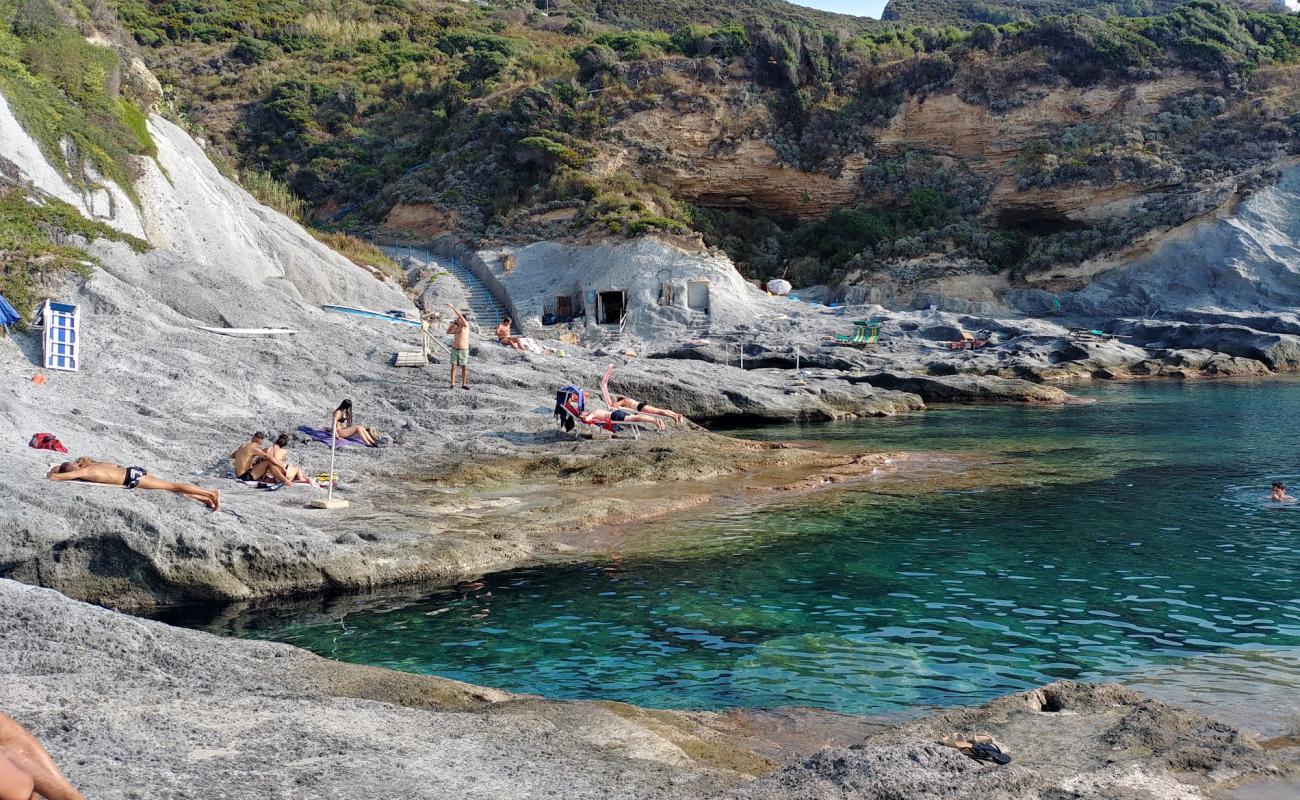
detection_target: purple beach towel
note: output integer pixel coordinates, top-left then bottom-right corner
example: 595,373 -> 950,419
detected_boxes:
297,426 -> 368,447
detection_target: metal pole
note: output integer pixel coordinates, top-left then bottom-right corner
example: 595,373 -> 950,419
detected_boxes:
325,426 -> 338,503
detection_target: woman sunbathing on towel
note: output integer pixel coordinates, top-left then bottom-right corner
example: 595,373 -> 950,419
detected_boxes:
610,395 -> 683,425
583,407 -> 666,431
47,458 -> 220,510
333,399 -> 377,446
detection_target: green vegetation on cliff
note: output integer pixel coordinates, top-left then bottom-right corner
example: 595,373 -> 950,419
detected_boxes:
95,0 -> 1300,286
0,188 -> 149,326
881,0 -> 1277,27
0,0 -> 155,198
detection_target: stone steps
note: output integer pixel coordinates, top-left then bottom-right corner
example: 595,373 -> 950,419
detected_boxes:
379,243 -> 513,333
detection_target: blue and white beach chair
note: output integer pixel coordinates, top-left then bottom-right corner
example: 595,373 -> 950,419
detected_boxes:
41,301 -> 80,371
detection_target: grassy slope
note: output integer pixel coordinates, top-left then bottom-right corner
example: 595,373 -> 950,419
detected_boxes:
107,0 -> 1300,286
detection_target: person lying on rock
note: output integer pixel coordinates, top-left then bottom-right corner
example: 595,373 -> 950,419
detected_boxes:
495,318 -> 525,351
333,399 -> 378,446
230,432 -> 289,484
266,433 -> 309,484
583,407 -> 666,431
1272,482 -> 1295,503
0,713 -> 85,800
610,395 -> 683,425
46,457 -> 220,511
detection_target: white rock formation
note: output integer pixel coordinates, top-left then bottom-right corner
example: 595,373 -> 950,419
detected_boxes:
481,238 -> 774,339
1065,166 -> 1300,316
0,93 -> 145,239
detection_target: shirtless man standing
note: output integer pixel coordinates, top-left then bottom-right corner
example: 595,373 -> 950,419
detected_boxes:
447,304 -> 471,389
495,317 -> 525,350
47,458 -> 220,510
231,432 -> 290,484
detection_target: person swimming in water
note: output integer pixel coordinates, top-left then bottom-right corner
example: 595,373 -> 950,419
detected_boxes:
1272,482 -> 1295,503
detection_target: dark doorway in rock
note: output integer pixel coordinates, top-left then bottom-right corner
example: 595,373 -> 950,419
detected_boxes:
598,290 -> 626,325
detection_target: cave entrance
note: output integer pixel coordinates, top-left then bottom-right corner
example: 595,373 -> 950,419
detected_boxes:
686,280 -> 710,312
597,290 -> 626,325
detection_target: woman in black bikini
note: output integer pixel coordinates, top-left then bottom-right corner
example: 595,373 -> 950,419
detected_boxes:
332,399 -> 377,446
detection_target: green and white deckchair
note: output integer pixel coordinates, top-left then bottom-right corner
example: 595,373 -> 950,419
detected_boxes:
833,319 -> 882,346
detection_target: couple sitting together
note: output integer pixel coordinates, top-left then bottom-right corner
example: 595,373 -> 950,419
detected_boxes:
231,432 -> 308,486
561,387 -> 684,432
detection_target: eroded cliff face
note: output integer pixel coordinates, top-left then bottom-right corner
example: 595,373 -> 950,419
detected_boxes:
598,63 -> 1229,231
599,76 -> 865,222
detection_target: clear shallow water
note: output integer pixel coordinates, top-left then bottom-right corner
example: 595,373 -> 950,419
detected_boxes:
196,380 -> 1300,717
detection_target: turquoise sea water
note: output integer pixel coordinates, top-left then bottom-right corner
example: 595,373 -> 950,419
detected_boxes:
197,380 -> 1300,718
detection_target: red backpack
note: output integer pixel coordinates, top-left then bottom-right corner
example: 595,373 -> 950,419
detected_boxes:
28,432 -> 68,454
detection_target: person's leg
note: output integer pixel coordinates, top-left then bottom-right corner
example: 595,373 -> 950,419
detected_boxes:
0,753 -> 34,800
136,475 -> 220,510
630,413 -> 666,430
641,404 -> 683,424
259,461 -> 291,484
462,360 -> 470,388
449,361 -> 457,388
0,714 -> 85,800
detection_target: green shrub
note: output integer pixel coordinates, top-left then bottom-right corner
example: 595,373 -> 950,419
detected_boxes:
0,0 -> 155,200
0,188 -> 150,326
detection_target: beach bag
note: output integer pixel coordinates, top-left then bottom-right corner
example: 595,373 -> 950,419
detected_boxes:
28,432 -> 68,453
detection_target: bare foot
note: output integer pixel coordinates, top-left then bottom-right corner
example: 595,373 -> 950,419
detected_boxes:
210,490 -> 221,512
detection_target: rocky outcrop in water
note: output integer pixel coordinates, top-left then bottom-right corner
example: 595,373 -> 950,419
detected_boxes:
737,682 -> 1298,800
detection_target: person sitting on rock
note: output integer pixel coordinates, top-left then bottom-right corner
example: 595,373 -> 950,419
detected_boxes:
265,433 -> 309,484
46,458 -> 220,511
333,399 -> 378,446
495,318 -> 525,351
231,432 -> 289,484
0,713 -> 85,800
1272,482 -> 1295,503
610,395 -> 684,425
583,407 -> 666,431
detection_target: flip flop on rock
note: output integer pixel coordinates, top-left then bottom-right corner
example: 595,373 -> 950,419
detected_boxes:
939,733 -> 1011,765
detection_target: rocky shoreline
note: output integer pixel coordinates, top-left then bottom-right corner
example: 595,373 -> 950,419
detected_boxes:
5,579 -> 1296,800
